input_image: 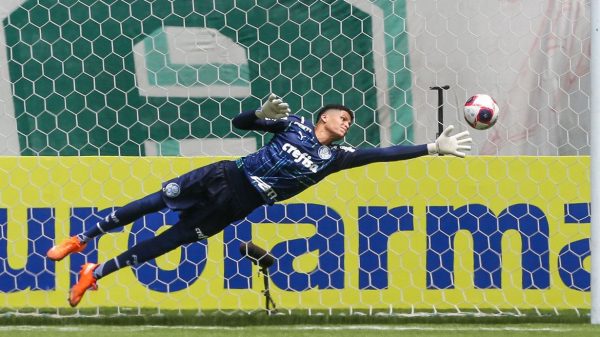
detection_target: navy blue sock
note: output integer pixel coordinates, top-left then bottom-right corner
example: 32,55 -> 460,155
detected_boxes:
93,258 -> 119,279
82,191 -> 165,242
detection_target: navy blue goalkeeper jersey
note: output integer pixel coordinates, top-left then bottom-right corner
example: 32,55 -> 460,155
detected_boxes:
233,110 -> 429,204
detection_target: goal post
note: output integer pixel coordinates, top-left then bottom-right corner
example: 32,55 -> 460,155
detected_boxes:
591,0 -> 600,325
0,0 -> 593,319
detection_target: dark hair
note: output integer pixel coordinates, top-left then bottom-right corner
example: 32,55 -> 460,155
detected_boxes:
315,104 -> 354,123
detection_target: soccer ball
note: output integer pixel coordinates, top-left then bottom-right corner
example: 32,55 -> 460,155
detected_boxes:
463,94 -> 499,130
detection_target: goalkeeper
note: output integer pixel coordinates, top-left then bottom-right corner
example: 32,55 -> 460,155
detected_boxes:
47,94 -> 472,307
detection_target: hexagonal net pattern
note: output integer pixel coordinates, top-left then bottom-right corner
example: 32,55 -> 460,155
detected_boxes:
0,0 -> 591,317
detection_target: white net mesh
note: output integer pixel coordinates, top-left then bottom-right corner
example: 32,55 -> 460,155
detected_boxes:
0,0 -> 591,316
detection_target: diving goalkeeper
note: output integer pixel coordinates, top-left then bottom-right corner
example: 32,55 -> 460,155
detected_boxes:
47,94 -> 472,307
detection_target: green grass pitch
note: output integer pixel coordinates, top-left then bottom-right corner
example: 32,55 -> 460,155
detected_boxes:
2,324 -> 600,337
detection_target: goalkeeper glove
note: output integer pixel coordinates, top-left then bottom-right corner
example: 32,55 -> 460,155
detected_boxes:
427,125 -> 472,158
256,93 -> 290,120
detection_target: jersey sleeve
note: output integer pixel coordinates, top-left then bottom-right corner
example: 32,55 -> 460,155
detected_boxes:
232,109 -> 289,133
334,144 -> 429,171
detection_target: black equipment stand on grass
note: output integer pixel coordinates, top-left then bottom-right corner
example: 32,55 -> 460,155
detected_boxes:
239,242 -> 277,314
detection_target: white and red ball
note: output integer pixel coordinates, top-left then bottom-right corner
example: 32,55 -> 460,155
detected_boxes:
463,94 -> 499,130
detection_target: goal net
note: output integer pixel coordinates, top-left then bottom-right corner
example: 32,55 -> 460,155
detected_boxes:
0,0 -> 591,317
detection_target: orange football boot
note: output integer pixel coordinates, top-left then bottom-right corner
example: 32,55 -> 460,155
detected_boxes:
69,263 -> 99,307
47,236 -> 87,261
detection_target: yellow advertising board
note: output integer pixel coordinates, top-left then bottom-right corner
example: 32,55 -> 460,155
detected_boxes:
0,156 -> 590,310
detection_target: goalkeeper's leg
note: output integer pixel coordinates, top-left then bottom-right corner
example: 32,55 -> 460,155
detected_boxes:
69,219 -> 199,306
47,191 -> 166,261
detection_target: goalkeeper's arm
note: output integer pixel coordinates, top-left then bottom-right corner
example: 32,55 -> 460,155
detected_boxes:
335,125 -> 472,170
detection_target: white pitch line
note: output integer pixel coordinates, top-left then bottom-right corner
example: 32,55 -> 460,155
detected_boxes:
0,325 -> 576,333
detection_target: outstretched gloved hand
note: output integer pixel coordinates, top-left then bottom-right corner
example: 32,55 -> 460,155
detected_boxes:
255,93 -> 290,120
427,125 -> 472,158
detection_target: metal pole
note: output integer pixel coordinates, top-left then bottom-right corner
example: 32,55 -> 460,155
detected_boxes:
429,85 -> 450,138
591,0 -> 600,325
261,267 -> 276,314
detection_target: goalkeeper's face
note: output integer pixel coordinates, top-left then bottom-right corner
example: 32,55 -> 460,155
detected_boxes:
321,109 -> 353,141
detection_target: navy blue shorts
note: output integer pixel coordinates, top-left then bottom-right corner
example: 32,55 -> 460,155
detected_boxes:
160,160 -> 264,238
